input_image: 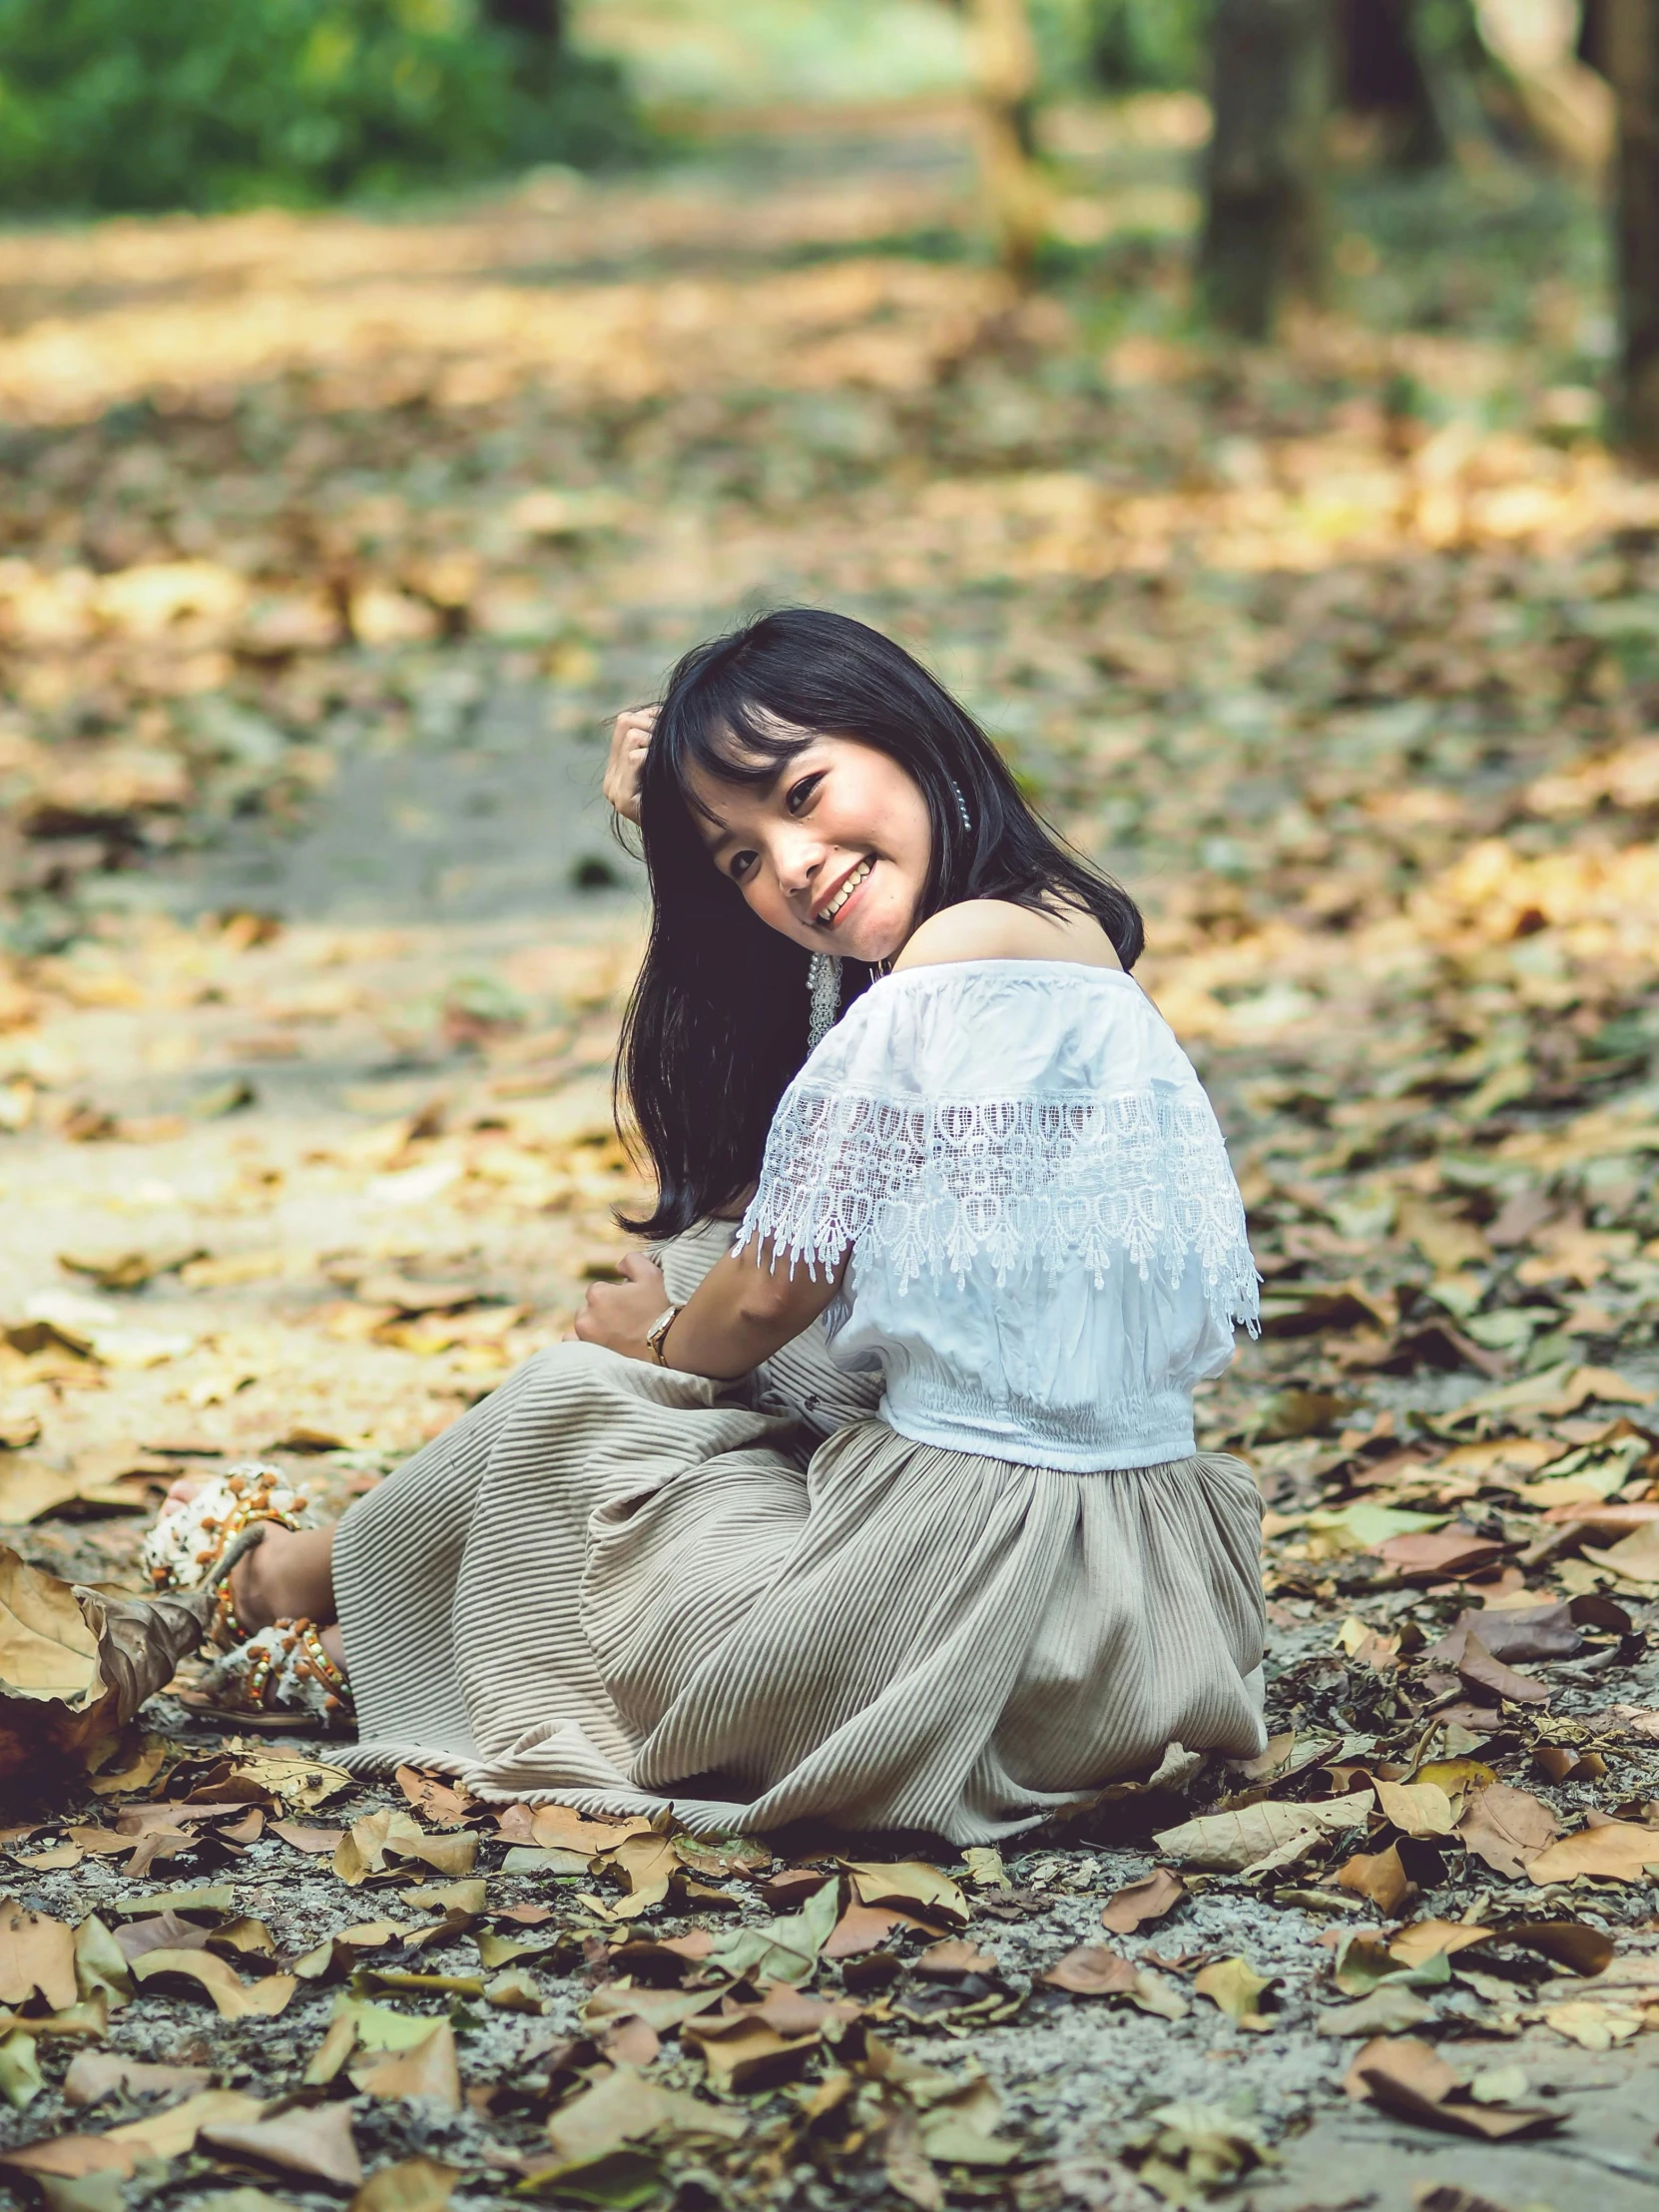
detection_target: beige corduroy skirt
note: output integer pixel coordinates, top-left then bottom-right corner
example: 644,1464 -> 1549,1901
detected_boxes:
331,1296 -> 1268,1845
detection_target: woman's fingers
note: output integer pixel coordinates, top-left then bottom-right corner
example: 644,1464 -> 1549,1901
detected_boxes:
604,704 -> 658,825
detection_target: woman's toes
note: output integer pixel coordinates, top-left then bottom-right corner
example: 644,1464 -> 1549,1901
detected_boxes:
160,1476 -> 210,1516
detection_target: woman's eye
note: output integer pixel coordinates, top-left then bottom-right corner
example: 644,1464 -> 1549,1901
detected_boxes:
786,773 -> 824,817
730,851 -> 757,882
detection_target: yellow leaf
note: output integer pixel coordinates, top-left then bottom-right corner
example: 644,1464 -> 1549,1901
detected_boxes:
1374,1779 -> 1457,1838
843,1860 -> 968,1927
131,1949 -> 296,2019
1193,1956 -> 1277,2030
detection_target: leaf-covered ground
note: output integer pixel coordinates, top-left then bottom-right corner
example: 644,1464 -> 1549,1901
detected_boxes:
3,91 -> 1659,2212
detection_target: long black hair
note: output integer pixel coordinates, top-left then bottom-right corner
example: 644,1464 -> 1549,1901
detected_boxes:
617,608 -> 1144,1238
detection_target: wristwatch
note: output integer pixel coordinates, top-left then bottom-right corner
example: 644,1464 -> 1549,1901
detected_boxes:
644,1305 -> 683,1368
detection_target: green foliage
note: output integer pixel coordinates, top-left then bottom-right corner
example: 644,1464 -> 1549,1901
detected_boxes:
0,0 -> 646,214
1031,0 -> 1210,94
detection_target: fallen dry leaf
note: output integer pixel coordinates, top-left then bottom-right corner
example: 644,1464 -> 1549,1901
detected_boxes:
1347,2036 -> 1561,2139
348,2155 -> 461,2212
350,2019 -> 462,2110
1153,1791 -> 1372,1872
843,1860 -> 968,1928
62,2051 -> 211,2106
1456,1635 -> 1550,1708
393,1766 -> 476,1830
1338,1844 -> 1415,1914
1374,1779 -> 1457,1838
1526,1820 -> 1659,1885
1457,1784 -> 1559,1879
1100,1868 -> 1186,1935
131,1947 -> 297,2018
1193,1955 -> 1278,2029
0,1901 -> 77,2010
203,2100 -> 364,2189
1042,1944 -> 1138,1996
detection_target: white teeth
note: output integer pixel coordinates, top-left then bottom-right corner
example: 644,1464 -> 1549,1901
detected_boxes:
820,858 -> 871,922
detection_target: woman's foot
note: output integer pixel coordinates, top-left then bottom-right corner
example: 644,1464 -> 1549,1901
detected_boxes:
143,1464 -> 317,1647
182,1616 -> 354,1733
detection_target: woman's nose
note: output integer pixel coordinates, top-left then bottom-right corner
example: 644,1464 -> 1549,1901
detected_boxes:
774,829 -> 823,897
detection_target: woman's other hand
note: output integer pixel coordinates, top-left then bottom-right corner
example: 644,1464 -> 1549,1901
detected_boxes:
604,705 -> 657,826
573,1250 -> 669,1361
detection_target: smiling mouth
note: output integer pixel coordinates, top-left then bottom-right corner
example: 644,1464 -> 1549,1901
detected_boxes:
815,855 -> 873,927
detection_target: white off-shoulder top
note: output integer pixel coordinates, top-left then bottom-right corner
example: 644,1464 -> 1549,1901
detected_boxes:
735,960 -> 1259,1472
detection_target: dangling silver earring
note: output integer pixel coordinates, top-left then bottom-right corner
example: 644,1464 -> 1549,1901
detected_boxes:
949,779 -> 972,833
807,951 -> 841,1047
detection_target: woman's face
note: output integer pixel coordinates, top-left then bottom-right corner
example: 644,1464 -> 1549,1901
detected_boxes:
684,734 -> 932,964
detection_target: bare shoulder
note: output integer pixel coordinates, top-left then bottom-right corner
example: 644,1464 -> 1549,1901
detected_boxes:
893,898 -> 1121,972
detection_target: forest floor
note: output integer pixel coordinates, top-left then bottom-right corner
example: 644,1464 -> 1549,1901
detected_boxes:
3,93 -> 1659,2212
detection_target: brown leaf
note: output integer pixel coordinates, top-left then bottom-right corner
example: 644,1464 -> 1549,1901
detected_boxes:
1041,1944 -> 1138,1996
1526,1820 -> 1659,1885
393,1767 -> 476,1830
62,2052 -> 212,2106
350,2020 -> 462,2111
1347,2036 -> 1561,2140
113,1910 -> 215,1962
1421,1604 -> 1582,1666
823,1903 -> 930,1959
273,1820 -> 345,1854
530,1803 -> 650,1853
203,2101 -> 363,2189
0,1899 -> 77,2009
1502,1922 -> 1616,1975
1100,1867 -> 1186,1935
682,2007 -> 823,2091
0,1547 -> 212,1785
1456,1634 -> 1550,1708
1153,1791 -> 1373,1872
1,2089 -> 265,2182
348,2155 -> 461,2212
610,1833 -> 678,1918
1338,1845 -> 1415,1914
1457,1784 -> 1558,1879
913,1938 -> 999,1980
762,1868 -> 835,1911
1379,1530 -> 1511,1580
1193,1955 -> 1278,2028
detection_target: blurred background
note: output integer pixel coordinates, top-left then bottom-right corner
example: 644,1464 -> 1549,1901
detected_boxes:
0,0 -> 1653,942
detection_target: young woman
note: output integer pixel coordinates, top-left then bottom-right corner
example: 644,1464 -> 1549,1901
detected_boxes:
146,609 -> 1266,1843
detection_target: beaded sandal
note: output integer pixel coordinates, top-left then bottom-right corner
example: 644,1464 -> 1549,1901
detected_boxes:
142,1463 -> 317,1651
180,1617 -> 354,1735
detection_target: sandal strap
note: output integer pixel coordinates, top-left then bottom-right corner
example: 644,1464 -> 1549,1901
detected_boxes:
195,1616 -> 353,1722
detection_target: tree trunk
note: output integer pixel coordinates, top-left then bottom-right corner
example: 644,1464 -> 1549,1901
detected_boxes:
1607,0 -> 1659,460
481,0 -> 564,40
1201,0 -> 1334,339
965,0 -> 1047,277
1338,0 -> 1445,167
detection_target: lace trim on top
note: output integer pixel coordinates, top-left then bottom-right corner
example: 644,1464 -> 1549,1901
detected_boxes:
736,1077 -> 1260,1330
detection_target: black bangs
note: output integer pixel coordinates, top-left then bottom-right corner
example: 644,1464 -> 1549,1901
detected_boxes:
617,607 -> 1145,1240
662,695 -> 818,824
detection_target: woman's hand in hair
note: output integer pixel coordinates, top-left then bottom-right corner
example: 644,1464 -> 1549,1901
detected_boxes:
573,1250 -> 672,1361
603,705 -> 657,825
